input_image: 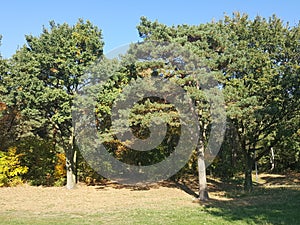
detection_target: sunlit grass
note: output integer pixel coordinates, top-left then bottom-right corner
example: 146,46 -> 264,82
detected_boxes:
1,185 -> 299,225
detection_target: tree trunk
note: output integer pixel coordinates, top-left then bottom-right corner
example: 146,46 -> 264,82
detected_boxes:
270,147 -> 275,171
66,154 -> 76,189
244,152 -> 253,192
197,143 -> 209,201
66,128 -> 77,189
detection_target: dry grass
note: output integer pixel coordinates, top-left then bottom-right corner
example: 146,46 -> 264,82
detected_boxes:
0,173 -> 300,224
0,183 -> 195,215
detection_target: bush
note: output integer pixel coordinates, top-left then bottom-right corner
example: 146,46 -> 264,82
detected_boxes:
17,138 -> 56,186
0,147 -> 28,187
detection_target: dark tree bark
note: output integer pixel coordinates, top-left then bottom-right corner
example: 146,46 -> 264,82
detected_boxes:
244,151 -> 253,192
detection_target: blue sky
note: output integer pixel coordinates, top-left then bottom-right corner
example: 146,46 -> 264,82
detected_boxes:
0,1 -> 299,58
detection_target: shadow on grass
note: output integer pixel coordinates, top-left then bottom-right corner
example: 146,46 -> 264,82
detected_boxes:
94,174 -> 300,224
259,172 -> 300,186
202,186 -> 300,224
171,180 -> 199,198
169,175 -> 300,224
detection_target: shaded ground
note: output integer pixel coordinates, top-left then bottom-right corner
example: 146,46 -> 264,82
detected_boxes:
0,173 -> 299,224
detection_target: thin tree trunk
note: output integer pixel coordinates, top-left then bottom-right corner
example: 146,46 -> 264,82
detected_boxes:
195,80 -> 209,201
270,147 -> 275,171
197,142 -> 209,201
239,126 -> 253,192
244,152 -> 253,192
254,151 -> 258,183
66,128 -> 76,189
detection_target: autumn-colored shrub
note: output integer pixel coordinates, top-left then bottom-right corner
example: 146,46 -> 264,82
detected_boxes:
0,147 -> 28,187
54,153 -> 66,179
53,152 -> 66,186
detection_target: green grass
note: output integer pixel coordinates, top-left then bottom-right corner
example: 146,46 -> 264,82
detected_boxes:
205,187 -> 300,225
0,186 -> 299,224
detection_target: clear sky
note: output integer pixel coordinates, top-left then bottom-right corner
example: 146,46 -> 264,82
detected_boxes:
0,0 -> 299,58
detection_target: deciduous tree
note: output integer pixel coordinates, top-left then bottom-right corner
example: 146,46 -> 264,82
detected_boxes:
6,19 -> 103,189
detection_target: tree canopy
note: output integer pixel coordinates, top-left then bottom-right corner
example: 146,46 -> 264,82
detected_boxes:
0,14 -> 299,194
